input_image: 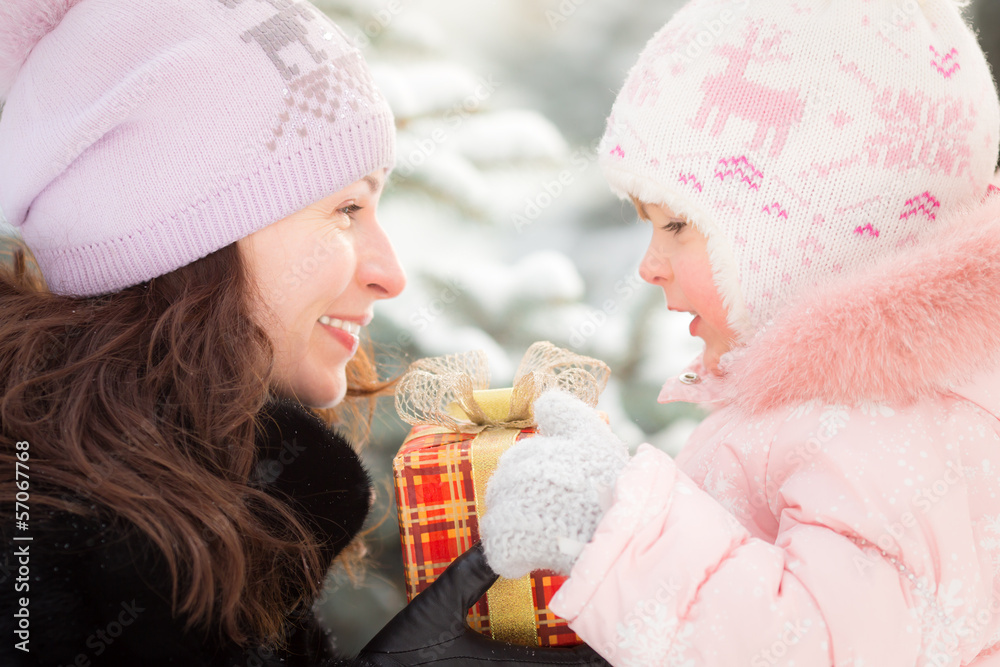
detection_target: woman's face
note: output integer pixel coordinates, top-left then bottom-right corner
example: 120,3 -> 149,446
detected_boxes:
239,170 -> 405,408
638,202 -> 736,375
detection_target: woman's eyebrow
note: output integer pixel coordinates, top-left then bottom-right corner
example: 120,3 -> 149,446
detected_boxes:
363,174 -> 383,194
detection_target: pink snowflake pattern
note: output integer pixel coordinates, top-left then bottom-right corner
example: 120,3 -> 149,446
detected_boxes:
863,88 -> 975,177
623,68 -> 665,107
624,23 -> 697,104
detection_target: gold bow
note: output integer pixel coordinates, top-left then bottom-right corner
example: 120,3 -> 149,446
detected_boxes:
394,342 -> 609,646
395,341 -> 610,432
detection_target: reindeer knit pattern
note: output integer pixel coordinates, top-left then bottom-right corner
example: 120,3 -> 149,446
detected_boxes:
0,0 -> 394,296
601,0 -> 1000,337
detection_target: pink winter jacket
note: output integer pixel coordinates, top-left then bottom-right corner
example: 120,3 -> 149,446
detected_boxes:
549,189 -> 1000,666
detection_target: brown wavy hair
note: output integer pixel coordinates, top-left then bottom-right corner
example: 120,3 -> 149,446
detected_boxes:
0,238 -> 392,646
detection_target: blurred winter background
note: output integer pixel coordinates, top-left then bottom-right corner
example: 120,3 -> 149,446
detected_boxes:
314,0 -> 701,652
1,0 -> 997,654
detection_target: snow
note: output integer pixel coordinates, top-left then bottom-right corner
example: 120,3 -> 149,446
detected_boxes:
451,109 -> 569,165
369,61 -> 484,118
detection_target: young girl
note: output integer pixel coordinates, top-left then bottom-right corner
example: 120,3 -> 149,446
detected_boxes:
481,0 -> 1000,664
0,1 -> 606,665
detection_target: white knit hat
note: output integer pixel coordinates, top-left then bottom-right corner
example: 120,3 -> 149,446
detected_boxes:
600,0 -> 1000,338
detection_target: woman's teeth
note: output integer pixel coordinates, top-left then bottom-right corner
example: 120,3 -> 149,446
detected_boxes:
318,315 -> 361,335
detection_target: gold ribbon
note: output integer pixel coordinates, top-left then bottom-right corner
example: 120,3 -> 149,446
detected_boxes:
395,342 -> 610,645
466,389 -> 538,646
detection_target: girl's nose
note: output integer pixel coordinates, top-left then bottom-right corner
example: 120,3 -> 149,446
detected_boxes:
639,243 -> 672,285
359,221 -> 406,299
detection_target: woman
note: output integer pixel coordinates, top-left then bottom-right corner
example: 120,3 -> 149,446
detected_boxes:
0,0 -> 605,664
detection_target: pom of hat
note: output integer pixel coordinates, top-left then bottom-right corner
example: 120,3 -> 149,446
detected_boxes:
0,0 -> 85,101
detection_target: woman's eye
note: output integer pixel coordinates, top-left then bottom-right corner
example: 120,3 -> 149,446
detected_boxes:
338,203 -> 363,216
661,221 -> 686,234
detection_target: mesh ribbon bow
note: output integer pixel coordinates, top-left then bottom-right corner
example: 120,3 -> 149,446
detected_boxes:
395,341 -> 611,432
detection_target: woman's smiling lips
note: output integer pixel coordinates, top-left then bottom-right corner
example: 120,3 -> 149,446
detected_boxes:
317,314 -> 366,354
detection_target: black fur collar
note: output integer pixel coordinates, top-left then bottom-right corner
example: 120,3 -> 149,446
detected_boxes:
253,397 -> 373,563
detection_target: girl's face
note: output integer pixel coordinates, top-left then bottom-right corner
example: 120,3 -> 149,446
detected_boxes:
239,170 -> 405,408
638,202 -> 736,375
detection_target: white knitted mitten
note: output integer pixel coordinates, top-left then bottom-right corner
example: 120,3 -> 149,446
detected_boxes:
479,389 -> 630,579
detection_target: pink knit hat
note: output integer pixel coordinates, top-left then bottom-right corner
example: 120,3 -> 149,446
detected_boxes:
601,0 -> 1000,338
0,0 -> 395,296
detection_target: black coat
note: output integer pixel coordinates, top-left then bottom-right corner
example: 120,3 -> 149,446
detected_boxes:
0,398 -> 373,666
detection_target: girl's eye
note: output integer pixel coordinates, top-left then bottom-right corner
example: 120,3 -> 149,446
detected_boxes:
661,221 -> 686,234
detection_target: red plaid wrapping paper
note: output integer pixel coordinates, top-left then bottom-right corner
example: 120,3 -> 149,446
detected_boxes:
393,423 -> 582,647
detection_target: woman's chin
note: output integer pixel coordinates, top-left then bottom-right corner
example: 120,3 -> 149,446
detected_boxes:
307,378 -> 347,409
278,368 -> 347,409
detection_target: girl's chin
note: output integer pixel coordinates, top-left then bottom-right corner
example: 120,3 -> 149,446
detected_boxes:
701,344 -> 726,377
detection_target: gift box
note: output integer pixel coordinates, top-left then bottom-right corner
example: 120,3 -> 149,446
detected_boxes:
392,342 -> 610,647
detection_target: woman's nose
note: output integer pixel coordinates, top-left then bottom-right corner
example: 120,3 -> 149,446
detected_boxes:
639,243 -> 672,285
358,222 -> 406,299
